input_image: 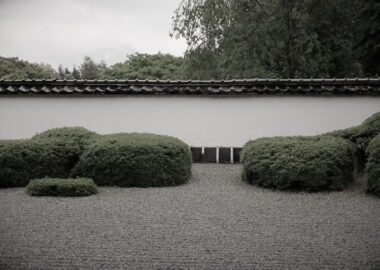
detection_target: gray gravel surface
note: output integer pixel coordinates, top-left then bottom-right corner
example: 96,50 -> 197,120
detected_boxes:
0,164 -> 379,269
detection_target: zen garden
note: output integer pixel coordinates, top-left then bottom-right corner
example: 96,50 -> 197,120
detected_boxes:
0,0 -> 379,269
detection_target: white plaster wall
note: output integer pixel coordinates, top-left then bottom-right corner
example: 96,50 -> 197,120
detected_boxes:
0,96 -> 379,146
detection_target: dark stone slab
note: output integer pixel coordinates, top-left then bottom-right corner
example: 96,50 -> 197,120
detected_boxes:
233,147 -> 243,163
190,147 -> 203,163
204,147 -> 217,163
219,147 -> 231,163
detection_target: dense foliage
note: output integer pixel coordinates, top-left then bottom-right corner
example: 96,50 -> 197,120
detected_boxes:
0,54 -> 184,80
78,56 -> 104,80
0,127 -> 99,187
32,127 -> 100,174
26,178 -> 98,197
241,136 -> 355,191
71,133 -> 192,187
366,134 -> 380,197
0,56 -> 59,79
172,0 -> 378,79
33,127 -> 99,154
356,0 -> 380,76
324,112 -> 380,169
0,139 -> 74,187
103,53 -> 184,80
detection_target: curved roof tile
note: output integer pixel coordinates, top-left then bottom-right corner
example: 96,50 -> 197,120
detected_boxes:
0,78 -> 379,95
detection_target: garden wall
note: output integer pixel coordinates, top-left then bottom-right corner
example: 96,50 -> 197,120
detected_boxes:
0,95 -> 379,147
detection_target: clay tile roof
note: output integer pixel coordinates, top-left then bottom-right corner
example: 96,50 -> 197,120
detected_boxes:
0,78 -> 379,96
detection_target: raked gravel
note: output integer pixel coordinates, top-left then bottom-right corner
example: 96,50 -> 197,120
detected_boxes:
0,164 -> 379,269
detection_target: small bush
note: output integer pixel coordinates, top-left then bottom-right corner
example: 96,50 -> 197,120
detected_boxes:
71,133 -> 192,187
241,136 -> 355,191
0,127 -> 99,187
325,111 -> 380,169
26,178 -> 98,196
366,134 -> 380,197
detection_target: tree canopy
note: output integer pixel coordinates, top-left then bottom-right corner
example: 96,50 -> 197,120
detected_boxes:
356,0 -> 380,76
103,53 -> 184,80
171,0 -> 376,79
0,54 -> 184,80
0,0 -> 378,80
0,56 -> 59,79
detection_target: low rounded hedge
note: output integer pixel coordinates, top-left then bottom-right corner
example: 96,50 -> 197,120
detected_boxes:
0,127 -> 99,187
26,178 -> 98,196
324,111 -> 380,169
241,136 -> 355,191
366,134 -> 380,197
71,133 -> 192,187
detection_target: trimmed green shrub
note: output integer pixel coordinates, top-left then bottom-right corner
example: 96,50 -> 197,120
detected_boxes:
241,136 -> 355,191
366,134 -> 380,197
71,133 -> 192,187
32,127 -> 99,168
32,127 -> 99,151
0,139 -> 75,187
0,127 -> 99,187
324,111 -> 380,169
26,178 -> 98,196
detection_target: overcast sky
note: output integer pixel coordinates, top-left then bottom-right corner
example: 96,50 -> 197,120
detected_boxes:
0,0 -> 187,68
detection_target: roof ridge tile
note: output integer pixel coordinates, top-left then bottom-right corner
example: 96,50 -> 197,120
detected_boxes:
0,78 -> 378,95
